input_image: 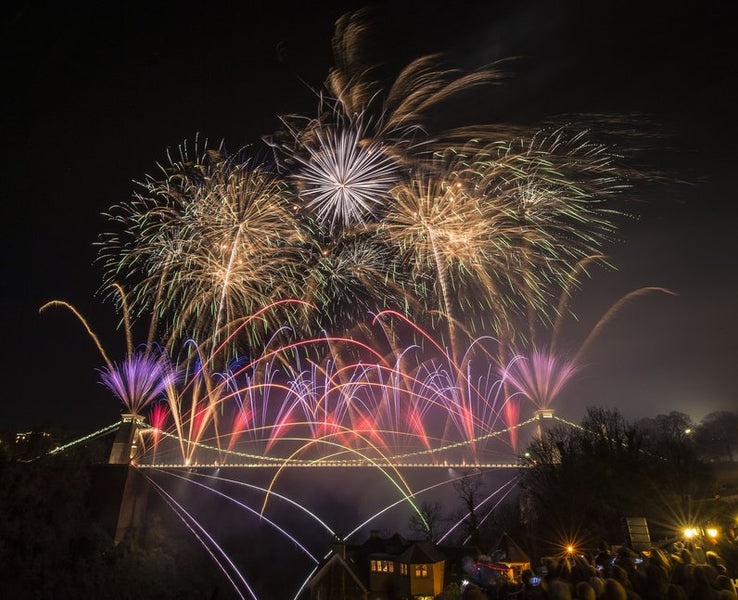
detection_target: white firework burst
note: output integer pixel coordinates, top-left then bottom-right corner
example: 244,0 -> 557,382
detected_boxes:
294,122 -> 399,232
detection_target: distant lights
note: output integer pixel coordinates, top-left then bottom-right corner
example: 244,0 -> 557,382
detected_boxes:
683,527 -> 698,539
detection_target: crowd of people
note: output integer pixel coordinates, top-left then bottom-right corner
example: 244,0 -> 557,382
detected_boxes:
462,534 -> 738,600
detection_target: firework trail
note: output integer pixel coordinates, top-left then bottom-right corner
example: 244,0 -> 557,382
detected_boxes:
40,287 -> 179,417
135,308 -> 526,471
501,256 -> 675,426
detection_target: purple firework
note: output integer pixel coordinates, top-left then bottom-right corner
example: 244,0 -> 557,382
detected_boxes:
99,351 -> 176,415
503,351 -> 577,410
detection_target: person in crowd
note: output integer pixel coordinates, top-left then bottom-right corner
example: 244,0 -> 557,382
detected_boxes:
511,537 -> 738,600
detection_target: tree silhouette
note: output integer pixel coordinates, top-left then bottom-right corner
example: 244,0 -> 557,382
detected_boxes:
453,471 -> 485,548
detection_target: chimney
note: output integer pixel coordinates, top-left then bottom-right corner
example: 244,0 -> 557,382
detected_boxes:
332,534 -> 346,559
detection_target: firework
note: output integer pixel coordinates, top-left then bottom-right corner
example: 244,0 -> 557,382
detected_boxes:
99,351 -> 176,415
101,144 -> 304,357
138,309 -> 524,468
295,232 -> 413,332
266,8 -> 510,236
324,10 -> 508,140
293,119 -> 400,232
503,351 -> 577,411
500,256 -> 675,424
40,292 -> 178,423
379,149 -> 536,366
85,10 -> 650,471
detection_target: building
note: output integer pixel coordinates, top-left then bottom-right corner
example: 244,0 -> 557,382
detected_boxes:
489,533 -> 531,582
12,429 -> 55,460
309,531 -> 476,600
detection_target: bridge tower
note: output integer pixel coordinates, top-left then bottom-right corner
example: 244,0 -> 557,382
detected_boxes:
108,413 -> 146,464
533,408 -> 556,439
91,413 -> 150,543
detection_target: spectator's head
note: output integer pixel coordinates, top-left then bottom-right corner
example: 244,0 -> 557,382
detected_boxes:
644,563 -> 668,599
706,550 -> 727,572
692,566 -> 715,600
715,575 -> 732,591
666,584 -> 687,600
611,565 -> 631,589
604,579 -> 627,600
577,581 -> 596,600
649,548 -> 671,572
590,576 -> 606,598
672,562 -> 693,595
551,579 -> 573,600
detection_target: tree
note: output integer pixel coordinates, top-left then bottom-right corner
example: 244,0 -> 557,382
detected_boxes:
0,439 -> 232,599
453,470 -> 485,548
519,407 -> 714,552
408,500 -> 446,542
696,411 -> 738,462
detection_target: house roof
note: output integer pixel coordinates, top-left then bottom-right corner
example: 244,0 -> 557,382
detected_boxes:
308,552 -> 368,593
490,533 -> 530,564
397,541 -> 446,564
361,532 -> 409,557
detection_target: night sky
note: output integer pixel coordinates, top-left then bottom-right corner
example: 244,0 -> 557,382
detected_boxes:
3,1 -> 735,430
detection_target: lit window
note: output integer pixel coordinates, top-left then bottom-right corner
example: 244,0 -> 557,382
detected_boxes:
401,563 -> 408,575
415,564 -> 428,577
372,560 -> 394,573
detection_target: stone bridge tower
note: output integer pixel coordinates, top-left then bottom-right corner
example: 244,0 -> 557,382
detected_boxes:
91,413 -> 149,544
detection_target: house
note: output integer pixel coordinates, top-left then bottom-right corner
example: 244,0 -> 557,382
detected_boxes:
309,541 -> 369,600
309,531 -> 466,600
489,533 -> 531,583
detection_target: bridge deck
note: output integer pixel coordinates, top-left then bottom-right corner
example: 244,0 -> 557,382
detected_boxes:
138,462 -> 524,469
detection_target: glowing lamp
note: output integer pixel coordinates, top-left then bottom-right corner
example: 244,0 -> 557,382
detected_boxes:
567,545 -> 575,553
683,527 -> 698,539
706,528 -> 718,538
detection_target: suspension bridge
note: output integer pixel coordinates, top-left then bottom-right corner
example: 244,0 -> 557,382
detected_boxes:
34,408 -> 579,600
47,408 -> 572,469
